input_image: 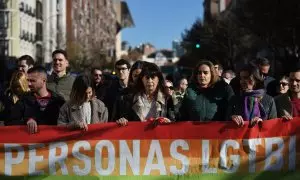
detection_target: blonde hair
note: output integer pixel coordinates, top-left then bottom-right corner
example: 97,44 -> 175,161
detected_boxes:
7,71 -> 30,103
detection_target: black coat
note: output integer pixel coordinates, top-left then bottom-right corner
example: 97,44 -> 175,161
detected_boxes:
6,90 -> 65,126
274,93 -> 292,117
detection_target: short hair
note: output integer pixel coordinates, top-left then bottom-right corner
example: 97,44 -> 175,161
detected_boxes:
70,75 -> 94,105
27,65 -> 47,77
115,59 -> 131,69
52,49 -> 68,59
257,57 -> 270,66
18,55 -> 35,66
190,60 -> 220,87
240,64 -> 264,90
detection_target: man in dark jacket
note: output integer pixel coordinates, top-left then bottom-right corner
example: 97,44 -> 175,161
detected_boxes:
91,67 -> 107,101
257,58 -> 277,96
275,68 -> 300,120
104,59 -> 131,120
7,66 -> 65,133
47,49 -> 75,101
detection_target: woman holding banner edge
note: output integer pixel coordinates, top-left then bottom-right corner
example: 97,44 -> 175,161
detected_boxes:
226,64 -> 277,127
116,62 -> 176,126
178,60 -> 234,122
57,75 -> 108,131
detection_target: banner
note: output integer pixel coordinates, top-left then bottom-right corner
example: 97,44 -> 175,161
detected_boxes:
0,118 -> 300,179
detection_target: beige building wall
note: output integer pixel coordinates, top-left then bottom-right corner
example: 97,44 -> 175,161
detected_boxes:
7,0 -> 20,57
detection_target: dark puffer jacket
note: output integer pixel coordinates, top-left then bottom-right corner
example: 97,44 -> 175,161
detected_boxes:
274,92 -> 292,117
179,80 -> 234,121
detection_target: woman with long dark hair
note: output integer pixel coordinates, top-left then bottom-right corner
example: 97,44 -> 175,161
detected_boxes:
116,62 -> 175,126
58,75 -> 108,130
179,60 -> 234,121
227,64 -> 277,127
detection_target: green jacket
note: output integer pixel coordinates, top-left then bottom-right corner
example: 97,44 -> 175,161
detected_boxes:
47,73 -> 75,101
179,80 -> 234,122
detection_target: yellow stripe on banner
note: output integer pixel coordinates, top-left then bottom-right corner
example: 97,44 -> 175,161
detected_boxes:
0,137 -> 299,176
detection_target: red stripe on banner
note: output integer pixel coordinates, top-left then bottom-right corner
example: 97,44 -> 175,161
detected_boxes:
0,118 -> 297,143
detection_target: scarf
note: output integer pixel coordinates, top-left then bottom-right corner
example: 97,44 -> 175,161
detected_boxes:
291,98 -> 300,117
243,89 -> 267,121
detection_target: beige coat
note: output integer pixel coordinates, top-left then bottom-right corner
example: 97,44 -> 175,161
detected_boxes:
57,98 -> 108,125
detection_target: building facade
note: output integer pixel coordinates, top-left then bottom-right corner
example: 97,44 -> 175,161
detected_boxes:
203,0 -> 232,22
172,40 -> 184,57
0,0 -> 43,63
0,0 -> 134,68
65,0 -> 118,65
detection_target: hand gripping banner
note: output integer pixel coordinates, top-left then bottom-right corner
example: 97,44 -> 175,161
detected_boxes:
0,118 -> 300,179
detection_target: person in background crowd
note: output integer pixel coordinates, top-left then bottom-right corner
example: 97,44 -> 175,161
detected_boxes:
275,68 -> 300,120
17,55 -> 35,74
0,72 -> 30,123
7,66 -> 65,134
179,60 -> 234,121
257,57 -> 277,96
91,67 -> 107,102
116,62 -> 175,126
128,61 -> 145,87
104,59 -> 131,120
47,49 -> 75,101
211,60 -> 223,77
227,65 -> 277,127
57,75 -> 108,131
222,70 -> 235,84
112,61 -> 145,120
174,77 -> 188,103
164,80 -> 175,97
276,75 -> 289,95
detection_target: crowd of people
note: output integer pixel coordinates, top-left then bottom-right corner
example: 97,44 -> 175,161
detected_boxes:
0,49 -> 299,133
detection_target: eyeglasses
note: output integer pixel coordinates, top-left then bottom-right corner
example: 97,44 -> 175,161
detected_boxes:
279,82 -> 289,86
94,74 -> 102,77
116,67 -> 128,71
166,86 -> 174,90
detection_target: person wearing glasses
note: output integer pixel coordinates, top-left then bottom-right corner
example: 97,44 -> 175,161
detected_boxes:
116,62 -> 175,126
179,60 -> 234,121
104,59 -> 131,120
91,67 -> 107,102
164,80 -> 175,96
112,61 -> 145,120
227,64 -> 277,127
275,67 -> 300,120
276,75 -> 289,95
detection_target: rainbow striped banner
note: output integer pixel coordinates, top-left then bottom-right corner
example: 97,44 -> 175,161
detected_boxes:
0,118 -> 300,179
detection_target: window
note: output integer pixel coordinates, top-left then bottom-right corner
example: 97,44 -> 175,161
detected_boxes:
0,40 -> 8,56
0,11 -> 8,28
36,22 -> 43,41
0,0 -> 7,9
36,1 -> 43,20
